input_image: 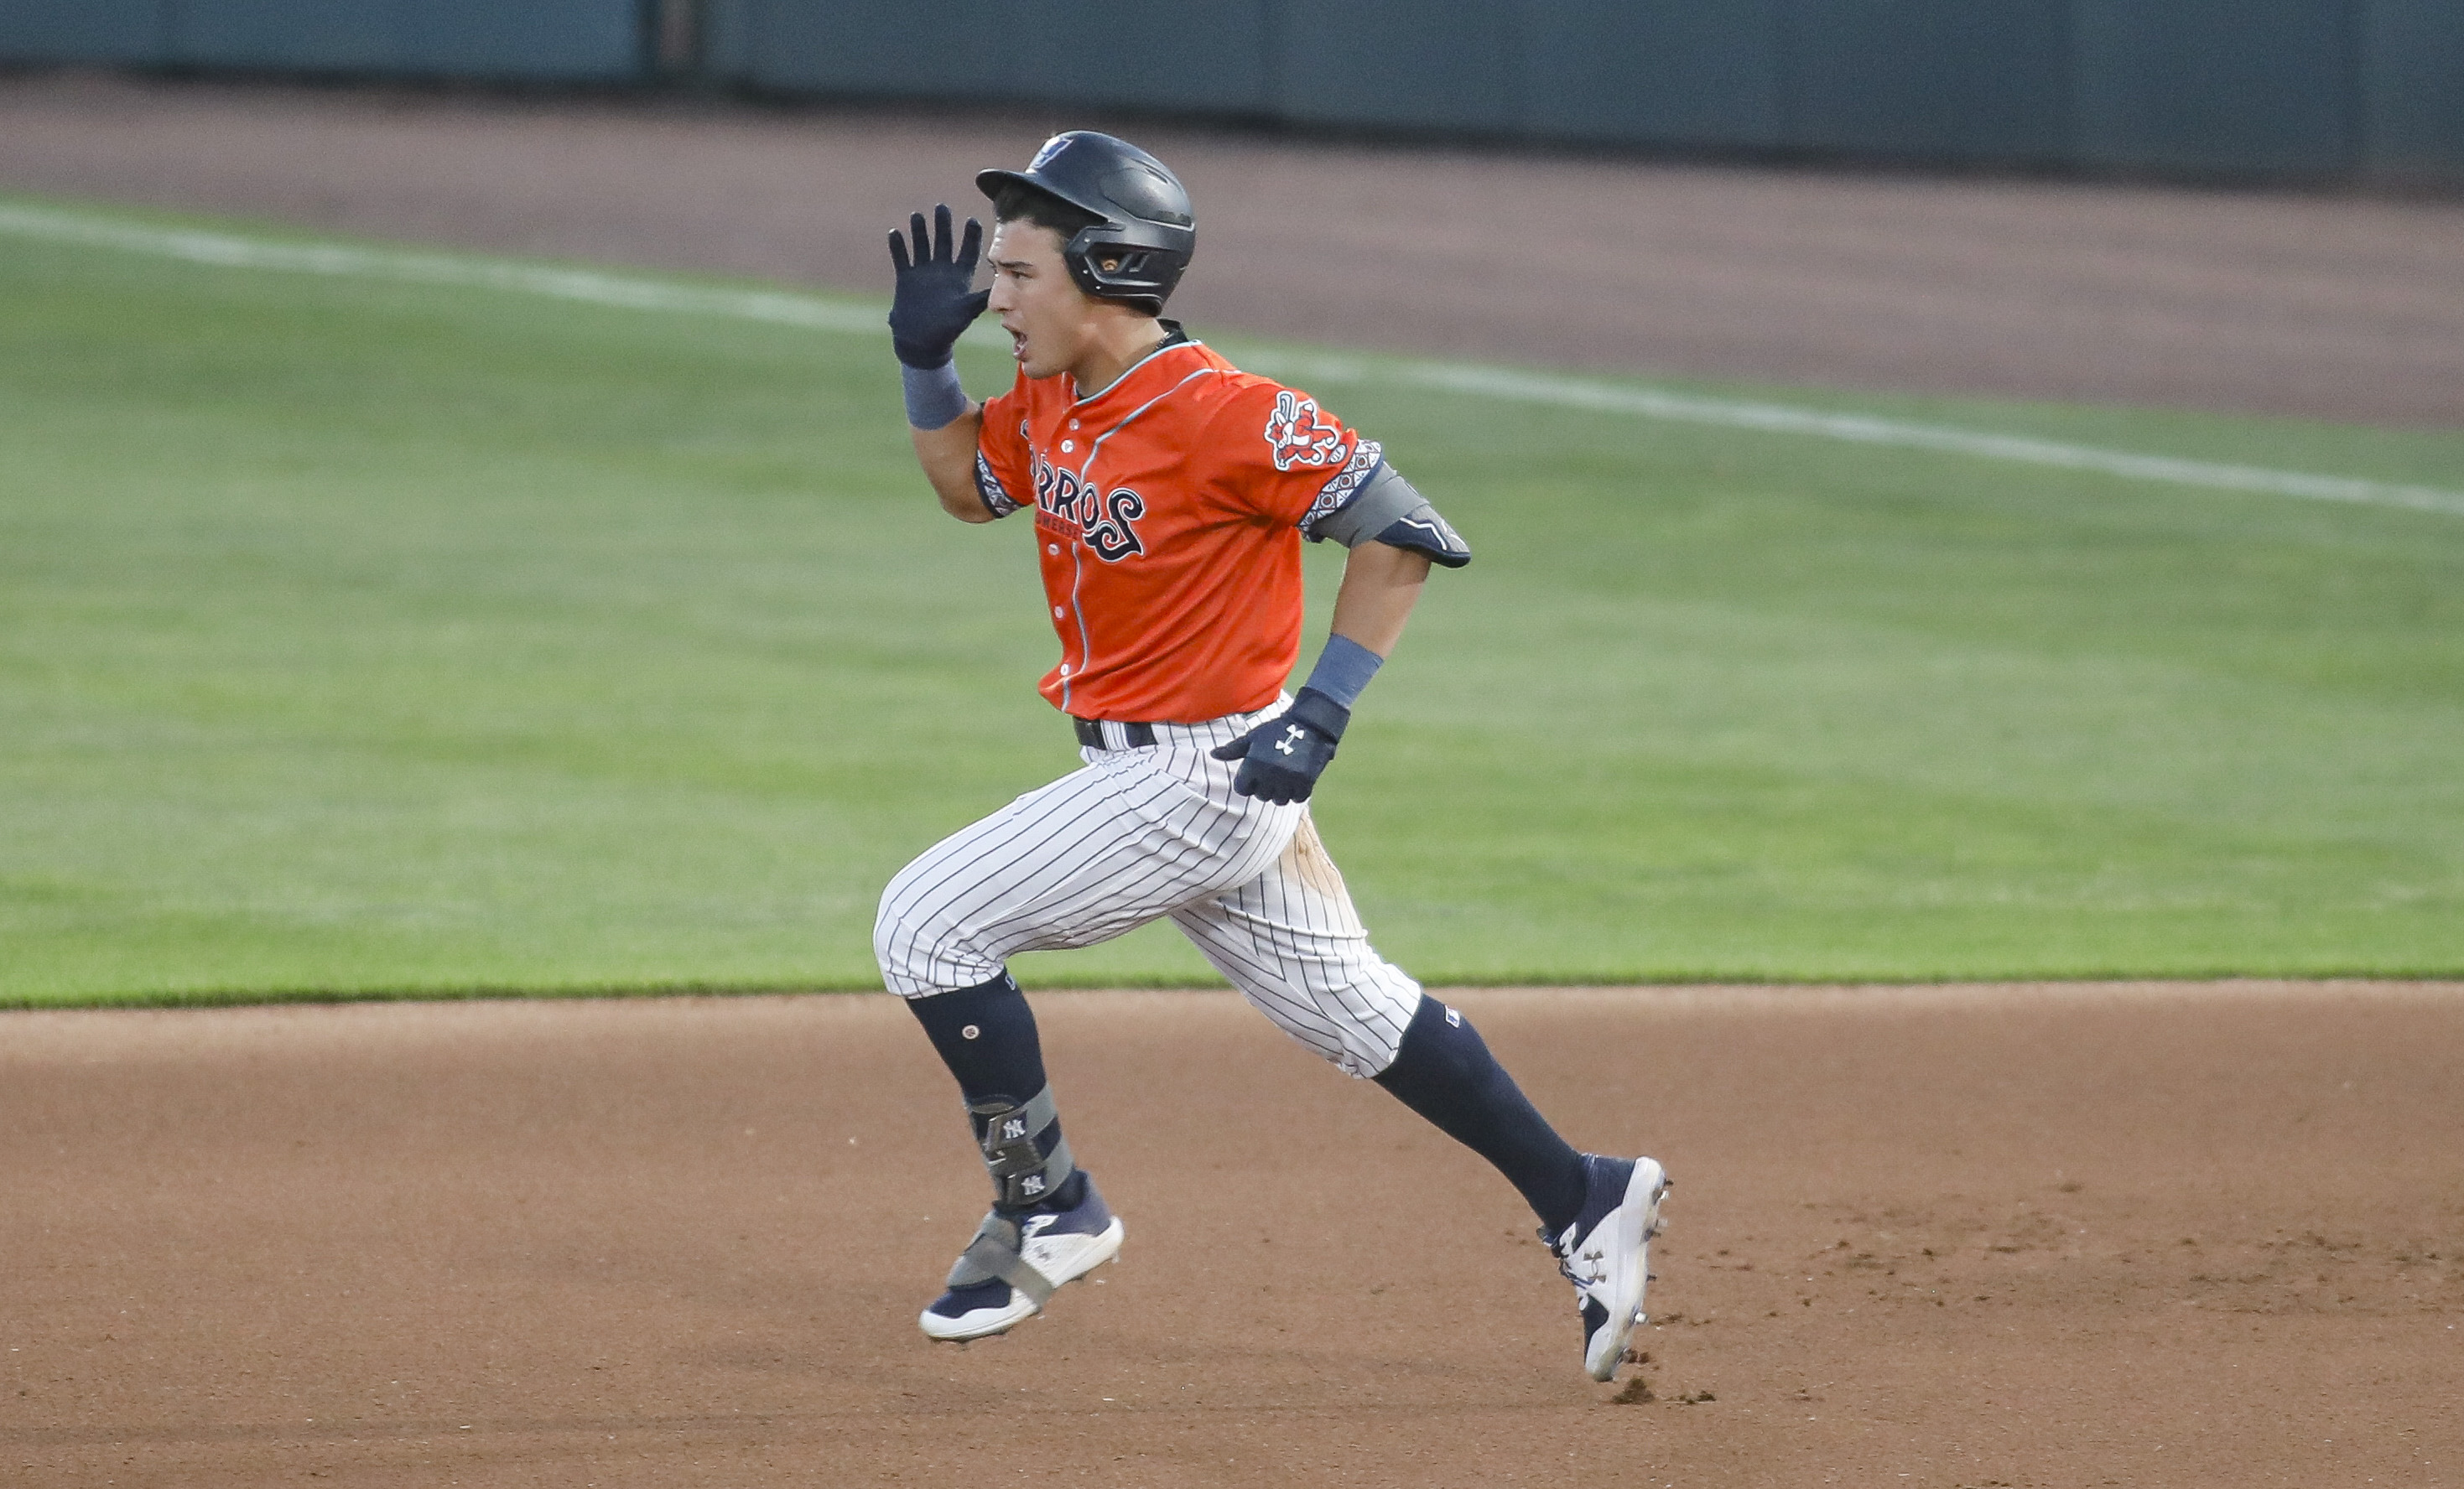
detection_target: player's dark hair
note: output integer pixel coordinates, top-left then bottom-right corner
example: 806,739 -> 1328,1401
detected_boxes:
989,178 -> 1105,240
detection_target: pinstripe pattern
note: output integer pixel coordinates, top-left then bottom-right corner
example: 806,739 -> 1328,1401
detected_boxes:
875,703 -> 1423,1077
1169,812 -> 1422,1077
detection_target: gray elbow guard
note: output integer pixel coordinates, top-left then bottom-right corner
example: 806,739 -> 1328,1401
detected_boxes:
1304,463 -> 1471,568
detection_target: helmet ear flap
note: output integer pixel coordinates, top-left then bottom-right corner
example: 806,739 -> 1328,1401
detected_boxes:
1062,234 -> 1174,314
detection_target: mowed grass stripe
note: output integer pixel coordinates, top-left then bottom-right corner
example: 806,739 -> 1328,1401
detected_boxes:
5,197 -> 2458,518
2,206 -> 2461,1003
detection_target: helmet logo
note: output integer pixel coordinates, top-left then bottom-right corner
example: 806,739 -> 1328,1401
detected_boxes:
1029,135 -> 1070,171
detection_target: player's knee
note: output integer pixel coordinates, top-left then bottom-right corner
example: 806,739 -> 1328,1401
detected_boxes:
876,861 -> 995,998
1242,973 -> 1417,1079
1340,1016 -> 1410,1080
1291,1021 -> 1403,1081
1333,965 -> 1421,1077
873,874 -> 929,996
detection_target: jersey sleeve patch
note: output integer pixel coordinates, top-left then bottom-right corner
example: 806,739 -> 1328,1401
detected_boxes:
1263,389 -> 1355,472
1297,441 -> 1384,538
975,450 -> 1023,518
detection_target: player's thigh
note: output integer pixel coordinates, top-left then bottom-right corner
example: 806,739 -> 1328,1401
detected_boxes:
1169,813 -> 1422,1078
876,758 -> 1282,995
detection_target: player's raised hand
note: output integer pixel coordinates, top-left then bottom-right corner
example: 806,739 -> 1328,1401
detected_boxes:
1210,688 -> 1349,803
887,203 -> 990,369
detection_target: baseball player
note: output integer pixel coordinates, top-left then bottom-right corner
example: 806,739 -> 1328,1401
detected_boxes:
877,131 -> 1666,1382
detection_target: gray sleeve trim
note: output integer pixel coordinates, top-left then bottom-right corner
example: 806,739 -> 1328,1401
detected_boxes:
1307,461 -> 1418,546
1311,464 -> 1473,567
1375,507 -> 1472,568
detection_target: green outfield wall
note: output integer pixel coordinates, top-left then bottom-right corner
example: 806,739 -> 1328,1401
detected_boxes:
3,0 -> 2458,183
0,0 -> 648,81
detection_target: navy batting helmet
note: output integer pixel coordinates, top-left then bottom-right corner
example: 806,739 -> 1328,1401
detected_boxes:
977,132 -> 1194,314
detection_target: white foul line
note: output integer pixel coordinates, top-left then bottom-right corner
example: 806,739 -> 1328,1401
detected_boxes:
0,200 -> 887,335
7,200 -> 2458,519
1394,366 -> 2464,516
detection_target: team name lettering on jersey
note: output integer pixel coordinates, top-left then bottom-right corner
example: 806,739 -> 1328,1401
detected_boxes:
1263,390 -> 1353,471
1031,451 -> 1147,562
976,340 -> 1376,720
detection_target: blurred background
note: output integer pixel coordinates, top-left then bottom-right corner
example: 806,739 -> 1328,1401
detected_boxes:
4,0 -> 2461,185
5,3 -> 2461,425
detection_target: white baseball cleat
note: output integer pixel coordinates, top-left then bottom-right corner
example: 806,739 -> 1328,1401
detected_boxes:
919,1174 -> 1124,1342
1547,1154 -> 1670,1382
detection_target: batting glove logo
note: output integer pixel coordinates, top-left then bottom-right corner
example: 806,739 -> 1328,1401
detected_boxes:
1263,390 -> 1352,472
1211,690 -> 1348,805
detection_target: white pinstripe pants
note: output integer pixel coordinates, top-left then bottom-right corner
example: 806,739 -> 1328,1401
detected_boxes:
875,705 -> 1425,1077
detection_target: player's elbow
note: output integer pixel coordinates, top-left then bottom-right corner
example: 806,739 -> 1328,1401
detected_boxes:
1362,540 -> 1435,577
938,487 -> 998,523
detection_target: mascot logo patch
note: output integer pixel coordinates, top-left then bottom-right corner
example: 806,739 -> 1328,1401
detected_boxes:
1264,391 -> 1352,472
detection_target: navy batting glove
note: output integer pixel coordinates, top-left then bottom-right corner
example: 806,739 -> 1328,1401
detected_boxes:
1210,688 -> 1350,804
887,204 -> 990,369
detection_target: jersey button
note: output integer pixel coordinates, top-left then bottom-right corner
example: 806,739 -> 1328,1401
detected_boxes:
1059,440 -> 1074,453
1068,419 -> 1079,430
1047,543 -> 1060,555
1054,605 -> 1066,618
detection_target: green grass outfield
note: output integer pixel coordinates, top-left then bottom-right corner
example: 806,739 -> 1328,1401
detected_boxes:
4,198 -> 2461,1004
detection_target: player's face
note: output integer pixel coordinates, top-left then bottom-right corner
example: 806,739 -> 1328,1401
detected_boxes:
986,219 -> 1098,381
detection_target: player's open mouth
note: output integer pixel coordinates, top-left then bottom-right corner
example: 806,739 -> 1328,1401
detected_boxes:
1007,329 -> 1028,361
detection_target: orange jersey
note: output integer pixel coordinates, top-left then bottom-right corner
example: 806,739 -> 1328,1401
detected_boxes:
973,335 -> 1384,723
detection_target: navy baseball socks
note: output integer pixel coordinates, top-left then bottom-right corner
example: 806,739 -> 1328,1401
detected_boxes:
906,973 -> 1124,1341
907,968 -> 1050,1107
1375,994 -> 1670,1381
1373,994 -> 1589,1232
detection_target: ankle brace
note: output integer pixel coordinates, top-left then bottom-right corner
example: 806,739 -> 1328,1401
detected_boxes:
969,1084 -> 1075,1211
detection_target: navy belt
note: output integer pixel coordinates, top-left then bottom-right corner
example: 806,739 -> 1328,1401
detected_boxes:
1072,718 -> 1157,750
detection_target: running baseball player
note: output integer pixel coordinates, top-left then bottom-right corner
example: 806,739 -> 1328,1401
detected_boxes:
877,131 -> 1666,1383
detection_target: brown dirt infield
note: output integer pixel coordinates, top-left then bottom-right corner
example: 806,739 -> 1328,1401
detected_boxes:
3,71 -> 2461,426
5,984 -> 2461,1486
